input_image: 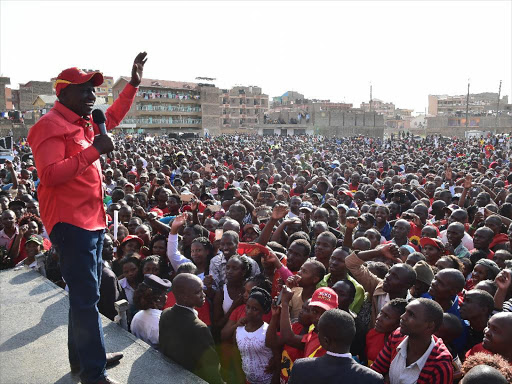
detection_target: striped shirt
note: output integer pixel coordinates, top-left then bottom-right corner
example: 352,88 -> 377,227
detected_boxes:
371,330 -> 453,384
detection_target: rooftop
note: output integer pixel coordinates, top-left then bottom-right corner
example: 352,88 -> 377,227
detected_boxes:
34,94 -> 58,104
117,76 -> 200,91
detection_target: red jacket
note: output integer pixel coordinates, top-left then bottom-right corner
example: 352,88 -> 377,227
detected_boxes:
371,329 -> 453,384
28,84 -> 137,235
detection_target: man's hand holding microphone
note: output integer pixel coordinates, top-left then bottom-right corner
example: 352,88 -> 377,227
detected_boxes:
92,109 -> 114,154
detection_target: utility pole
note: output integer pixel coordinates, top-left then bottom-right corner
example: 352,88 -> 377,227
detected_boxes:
424,107 -> 427,138
369,83 -> 373,112
465,80 -> 470,129
496,80 -> 502,133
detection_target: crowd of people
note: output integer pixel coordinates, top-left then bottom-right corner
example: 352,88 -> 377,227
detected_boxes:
2,131 -> 512,384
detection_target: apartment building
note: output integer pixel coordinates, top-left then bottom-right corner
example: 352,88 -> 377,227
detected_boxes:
360,99 -> 396,118
113,77 -> 208,134
220,86 -> 269,132
94,75 -> 114,105
112,77 -> 269,135
428,93 -> 508,116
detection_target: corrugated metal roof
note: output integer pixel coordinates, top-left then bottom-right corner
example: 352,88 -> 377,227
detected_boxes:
118,76 -> 199,91
36,95 -> 57,104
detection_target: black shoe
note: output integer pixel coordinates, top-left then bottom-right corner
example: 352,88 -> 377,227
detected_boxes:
106,352 -> 124,367
71,352 -> 123,373
90,378 -> 120,384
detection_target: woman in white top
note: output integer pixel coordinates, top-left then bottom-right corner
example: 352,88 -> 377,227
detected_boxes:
167,214 -> 217,299
236,287 -> 274,384
130,274 -> 171,349
213,255 -> 251,330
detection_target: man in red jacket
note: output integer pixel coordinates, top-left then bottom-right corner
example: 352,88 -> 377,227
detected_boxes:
27,52 -> 147,384
371,298 -> 453,384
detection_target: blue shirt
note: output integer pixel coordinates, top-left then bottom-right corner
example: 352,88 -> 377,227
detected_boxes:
379,222 -> 392,241
424,293 -> 468,353
159,215 -> 176,225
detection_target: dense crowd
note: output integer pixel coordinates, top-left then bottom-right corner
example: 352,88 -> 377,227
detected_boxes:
2,132 -> 512,383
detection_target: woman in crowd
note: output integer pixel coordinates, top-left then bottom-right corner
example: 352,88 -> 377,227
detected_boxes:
130,274 -> 171,349
119,256 -> 142,306
213,255 -> 252,329
235,287 -> 274,384
148,234 -> 173,279
221,274 -> 272,342
8,213 -> 51,266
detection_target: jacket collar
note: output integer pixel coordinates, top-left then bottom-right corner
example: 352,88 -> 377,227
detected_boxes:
53,101 -> 89,124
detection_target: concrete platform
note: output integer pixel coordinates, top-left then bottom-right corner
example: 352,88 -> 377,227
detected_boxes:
0,268 -> 206,384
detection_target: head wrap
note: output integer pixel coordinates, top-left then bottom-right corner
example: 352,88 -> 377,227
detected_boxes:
475,259 -> 500,280
248,287 -> 272,314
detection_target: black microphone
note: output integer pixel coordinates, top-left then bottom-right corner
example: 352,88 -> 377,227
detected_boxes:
92,109 -> 107,135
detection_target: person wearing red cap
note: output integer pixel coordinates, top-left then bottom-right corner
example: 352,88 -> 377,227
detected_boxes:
27,52 -> 147,384
288,309 -> 384,384
420,237 -> 445,266
280,286 -> 339,360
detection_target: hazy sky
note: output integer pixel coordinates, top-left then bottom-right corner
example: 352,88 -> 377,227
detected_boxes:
1,0 -> 510,113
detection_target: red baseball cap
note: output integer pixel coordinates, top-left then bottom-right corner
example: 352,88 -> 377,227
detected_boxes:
121,235 -> 144,247
419,237 -> 443,250
338,189 -> 353,198
309,287 -> 338,311
54,67 -> 104,96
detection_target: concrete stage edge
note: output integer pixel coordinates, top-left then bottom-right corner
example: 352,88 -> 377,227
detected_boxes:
0,268 -> 206,384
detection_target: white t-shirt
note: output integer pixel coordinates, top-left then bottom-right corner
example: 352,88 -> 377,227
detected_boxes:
130,308 -> 162,349
236,323 -> 273,384
440,230 -> 474,251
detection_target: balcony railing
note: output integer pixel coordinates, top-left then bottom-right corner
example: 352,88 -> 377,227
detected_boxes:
122,117 -> 202,125
136,90 -> 200,100
136,104 -> 201,112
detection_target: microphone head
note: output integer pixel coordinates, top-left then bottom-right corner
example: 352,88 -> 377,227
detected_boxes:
92,109 -> 106,124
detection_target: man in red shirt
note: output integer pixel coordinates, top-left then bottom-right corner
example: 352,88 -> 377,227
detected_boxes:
27,52 -> 147,384
280,286 -> 338,360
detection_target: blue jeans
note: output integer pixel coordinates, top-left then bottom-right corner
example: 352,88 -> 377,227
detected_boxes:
50,222 -> 106,384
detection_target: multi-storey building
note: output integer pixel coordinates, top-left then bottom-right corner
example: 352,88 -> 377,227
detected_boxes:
220,86 -> 269,132
360,99 -> 396,118
113,77 -> 209,134
428,93 -> 508,116
94,75 -> 114,105
113,77 -> 268,135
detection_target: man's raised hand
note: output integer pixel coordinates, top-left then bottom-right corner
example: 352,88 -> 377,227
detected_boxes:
271,204 -> 289,221
376,243 -> 402,264
129,52 -> 148,87
170,213 -> 187,234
